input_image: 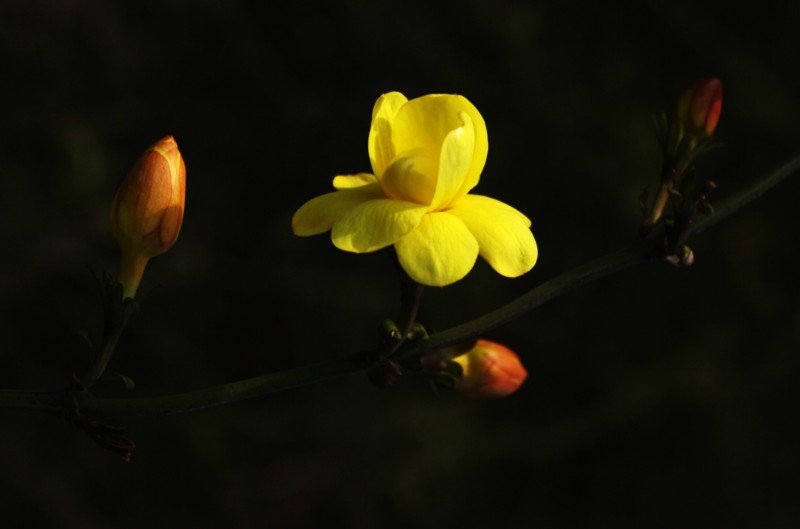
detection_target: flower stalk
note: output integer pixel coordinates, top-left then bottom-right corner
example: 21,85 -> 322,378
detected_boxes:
1,151 -> 797,419
642,78 -> 723,263
79,137 -> 187,391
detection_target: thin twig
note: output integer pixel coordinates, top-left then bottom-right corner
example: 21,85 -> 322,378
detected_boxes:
0,153 -> 797,418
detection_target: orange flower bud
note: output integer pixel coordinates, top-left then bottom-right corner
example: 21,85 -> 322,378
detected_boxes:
452,339 -> 528,398
676,77 -> 722,138
110,135 -> 186,298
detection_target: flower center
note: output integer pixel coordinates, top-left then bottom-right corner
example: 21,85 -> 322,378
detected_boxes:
379,148 -> 439,206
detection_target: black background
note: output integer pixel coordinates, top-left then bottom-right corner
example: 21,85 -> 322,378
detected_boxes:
1,1 -> 799,527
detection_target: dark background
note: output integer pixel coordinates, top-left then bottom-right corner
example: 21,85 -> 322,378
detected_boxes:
1,1 -> 799,527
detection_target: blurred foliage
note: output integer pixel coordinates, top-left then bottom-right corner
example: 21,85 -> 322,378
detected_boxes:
1,0 -> 799,527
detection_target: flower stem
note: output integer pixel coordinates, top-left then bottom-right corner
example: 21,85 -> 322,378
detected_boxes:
388,280 -> 424,356
642,171 -> 673,229
1,153 -> 798,418
78,276 -> 138,391
117,251 -> 149,300
403,241 -> 653,358
79,330 -> 124,390
80,352 -> 370,417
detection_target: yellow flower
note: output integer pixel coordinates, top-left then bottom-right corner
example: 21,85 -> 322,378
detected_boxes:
292,92 -> 537,286
110,135 -> 186,298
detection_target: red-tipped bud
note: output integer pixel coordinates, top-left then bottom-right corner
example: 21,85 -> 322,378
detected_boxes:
452,339 -> 528,398
676,78 -> 722,138
110,136 -> 186,298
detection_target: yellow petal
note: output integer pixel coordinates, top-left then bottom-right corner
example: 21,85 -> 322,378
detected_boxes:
431,111 -> 476,210
394,212 -> 479,286
454,98 -> 487,201
333,173 -> 377,189
368,92 -> 408,176
292,183 -> 383,236
380,150 -> 438,205
392,94 -> 487,199
447,195 -> 537,277
332,198 -> 428,253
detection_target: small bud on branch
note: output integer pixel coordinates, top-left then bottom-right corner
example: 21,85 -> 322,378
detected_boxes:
110,136 -> 186,299
452,339 -> 528,398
